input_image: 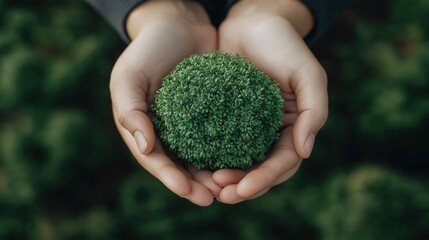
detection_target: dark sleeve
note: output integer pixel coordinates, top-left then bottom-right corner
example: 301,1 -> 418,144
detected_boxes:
300,0 -> 357,45
86,0 -> 145,43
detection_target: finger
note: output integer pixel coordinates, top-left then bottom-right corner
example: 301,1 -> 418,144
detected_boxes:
236,128 -> 302,198
189,165 -> 222,196
212,169 -> 247,187
114,113 -> 214,206
283,113 -> 298,127
136,141 -> 214,206
273,161 -> 302,185
152,160 -> 213,206
217,184 -> 241,204
247,188 -> 270,200
283,98 -> 297,113
115,109 -> 155,156
217,185 -> 270,204
143,145 -> 213,206
186,180 -> 215,206
292,64 -> 328,158
111,65 -> 155,155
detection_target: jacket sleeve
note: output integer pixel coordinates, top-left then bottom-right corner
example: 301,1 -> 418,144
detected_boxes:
86,0 -> 357,45
86,0 -> 145,43
300,0 -> 357,45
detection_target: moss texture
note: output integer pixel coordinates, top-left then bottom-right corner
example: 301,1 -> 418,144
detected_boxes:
152,52 -> 283,170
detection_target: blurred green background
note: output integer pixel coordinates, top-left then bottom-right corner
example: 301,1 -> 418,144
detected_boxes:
1,0 -> 428,239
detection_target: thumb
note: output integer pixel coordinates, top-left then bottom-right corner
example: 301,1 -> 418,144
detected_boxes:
292,64 -> 328,158
113,107 -> 155,155
110,69 -> 155,155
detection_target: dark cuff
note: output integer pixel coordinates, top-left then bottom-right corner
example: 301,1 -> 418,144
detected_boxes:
300,0 -> 356,45
86,0 -> 145,43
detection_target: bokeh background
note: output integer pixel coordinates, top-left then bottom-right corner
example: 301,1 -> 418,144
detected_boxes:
1,0 -> 429,239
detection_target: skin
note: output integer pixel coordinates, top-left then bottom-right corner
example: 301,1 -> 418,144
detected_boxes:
214,0 -> 328,203
110,0 -> 328,206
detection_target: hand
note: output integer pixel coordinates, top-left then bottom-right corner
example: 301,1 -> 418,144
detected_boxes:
110,0 -> 221,206
212,0 -> 328,204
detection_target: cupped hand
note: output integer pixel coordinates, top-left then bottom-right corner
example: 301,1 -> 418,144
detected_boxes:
213,0 -> 329,204
110,1 -> 221,206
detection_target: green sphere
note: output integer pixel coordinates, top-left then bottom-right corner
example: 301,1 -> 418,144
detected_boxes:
152,52 -> 283,170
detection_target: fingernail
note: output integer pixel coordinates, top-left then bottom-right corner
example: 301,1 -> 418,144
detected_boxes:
134,130 -> 147,154
304,133 -> 316,158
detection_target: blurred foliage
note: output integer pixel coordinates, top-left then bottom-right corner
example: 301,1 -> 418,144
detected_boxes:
0,0 -> 428,239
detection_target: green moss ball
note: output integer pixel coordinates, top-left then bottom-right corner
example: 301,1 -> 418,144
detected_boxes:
152,52 -> 283,170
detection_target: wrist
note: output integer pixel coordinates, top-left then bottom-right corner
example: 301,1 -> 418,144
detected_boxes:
278,0 -> 314,37
227,0 -> 314,38
126,1 -> 211,41
125,3 -> 147,40
125,1 -> 173,41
